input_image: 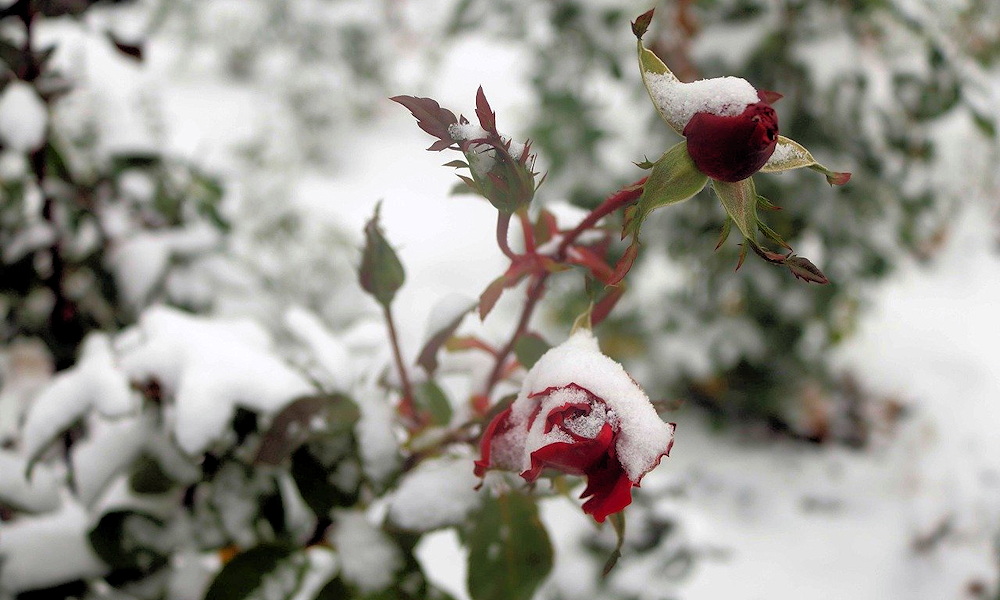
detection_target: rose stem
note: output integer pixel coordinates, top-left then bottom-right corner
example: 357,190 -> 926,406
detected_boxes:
382,303 -> 417,422
496,212 -> 518,260
480,177 -> 648,399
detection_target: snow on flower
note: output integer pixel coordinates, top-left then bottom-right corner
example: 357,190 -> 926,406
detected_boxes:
682,89 -> 779,183
644,71 -> 780,183
474,330 -> 675,522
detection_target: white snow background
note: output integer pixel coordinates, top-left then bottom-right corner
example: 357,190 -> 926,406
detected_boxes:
0,2 -> 998,599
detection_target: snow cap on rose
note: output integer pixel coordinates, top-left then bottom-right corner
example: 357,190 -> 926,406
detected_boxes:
475,329 -> 675,522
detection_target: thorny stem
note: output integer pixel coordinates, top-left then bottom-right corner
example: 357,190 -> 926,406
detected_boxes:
495,212 -> 517,260
555,177 -> 647,261
480,177 -> 648,400
482,273 -> 546,399
517,210 -> 536,254
382,303 -> 417,422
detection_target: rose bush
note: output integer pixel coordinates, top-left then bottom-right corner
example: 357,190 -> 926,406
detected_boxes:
475,329 -> 675,522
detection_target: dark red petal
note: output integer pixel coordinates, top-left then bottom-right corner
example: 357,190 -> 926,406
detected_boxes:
474,406 -> 514,478
543,402 -> 590,434
580,457 -> 634,523
683,101 -> 779,182
521,422 -> 615,481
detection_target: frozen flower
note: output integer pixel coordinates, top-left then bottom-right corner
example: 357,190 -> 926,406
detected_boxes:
475,330 -> 675,522
622,9 -> 851,282
683,89 -> 780,182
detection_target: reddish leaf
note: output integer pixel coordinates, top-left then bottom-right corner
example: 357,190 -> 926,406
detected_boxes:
567,246 -> 616,284
390,95 -> 458,150
607,241 -> 640,286
631,8 -> 655,39
479,276 -> 506,321
759,90 -> 783,104
592,286 -> 626,327
827,171 -> 852,186
785,255 -> 830,284
475,86 -> 497,135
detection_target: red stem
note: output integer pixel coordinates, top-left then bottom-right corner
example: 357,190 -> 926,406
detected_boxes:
382,304 -> 417,422
518,211 -> 536,254
555,177 -> 647,261
480,176 -> 647,399
495,212 -> 517,260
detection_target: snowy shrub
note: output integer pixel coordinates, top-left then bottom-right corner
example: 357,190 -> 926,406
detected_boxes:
0,0 -> 228,369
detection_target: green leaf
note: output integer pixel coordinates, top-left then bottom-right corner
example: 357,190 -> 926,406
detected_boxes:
255,394 -> 360,466
202,544 -> 304,600
314,577 -> 352,599
359,203 -> 405,307
414,380 -> 453,426
88,511 -> 167,577
760,136 -> 851,185
623,142 -> 708,239
711,178 -> 759,241
757,220 -> 791,251
513,333 -> 550,370
602,511 -> 626,577
467,491 -> 553,600
291,445 -> 360,517
128,453 -> 175,495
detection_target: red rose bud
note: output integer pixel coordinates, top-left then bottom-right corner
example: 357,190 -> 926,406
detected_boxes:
475,330 -> 675,522
683,91 -> 779,182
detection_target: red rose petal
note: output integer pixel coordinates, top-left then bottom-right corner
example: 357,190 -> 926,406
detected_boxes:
521,422 -> 615,480
580,458 -> 635,523
683,100 -> 779,182
474,406 -> 514,477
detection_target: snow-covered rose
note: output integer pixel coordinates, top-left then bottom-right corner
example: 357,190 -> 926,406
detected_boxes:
645,71 -> 780,183
683,88 -> 779,182
474,330 -> 675,522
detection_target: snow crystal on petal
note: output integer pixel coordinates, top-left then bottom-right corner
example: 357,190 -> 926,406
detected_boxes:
511,330 -> 673,482
388,456 -> 482,532
646,72 -> 759,129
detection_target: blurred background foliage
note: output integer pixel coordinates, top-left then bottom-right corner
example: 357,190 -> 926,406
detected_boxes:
1,0 -> 999,599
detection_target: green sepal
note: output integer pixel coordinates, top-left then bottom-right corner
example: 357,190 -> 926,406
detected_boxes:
711,178 -> 759,242
622,142 -> 707,240
760,136 -> 851,185
602,511 -> 627,577
359,203 -> 405,307
636,20 -> 685,135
